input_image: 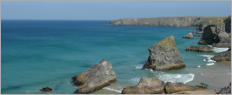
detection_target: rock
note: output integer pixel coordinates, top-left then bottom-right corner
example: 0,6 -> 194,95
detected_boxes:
217,83 -> 231,94
195,85 -> 207,89
224,15 -> 231,33
211,50 -> 231,62
40,87 -> 53,92
193,35 -> 198,37
182,31 -> 194,39
198,19 -> 231,47
121,77 -> 165,94
164,82 -> 196,94
143,36 -> 185,71
72,59 -> 116,94
196,30 -> 204,34
186,46 -> 213,52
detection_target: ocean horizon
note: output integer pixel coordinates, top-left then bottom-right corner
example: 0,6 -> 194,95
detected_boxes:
1,20 -> 231,94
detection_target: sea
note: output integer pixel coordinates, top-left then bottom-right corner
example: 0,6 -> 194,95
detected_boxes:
1,20 -> 231,94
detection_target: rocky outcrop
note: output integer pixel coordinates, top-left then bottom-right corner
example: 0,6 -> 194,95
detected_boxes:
186,46 -> 213,52
110,17 -> 226,30
121,77 -> 165,94
198,19 -> 231,47
143,36 -> 185,71
72,59 -> 116,94
217,83 -> 231,94
40,87 -> 53,92
164,82 -> 196,94
211,50 -> 231,62
182,31 -> 194,39
224,15 -> 231,33
195,85 -> 207,89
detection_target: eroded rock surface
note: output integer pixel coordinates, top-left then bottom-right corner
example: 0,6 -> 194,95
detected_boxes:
121,77 -> 165,94
186,46 -> 213,52
211,49 -> 231,62
217,83 -> 231,94
143,36 -> 185,71
72,59 -> 116,94
164,82 -> 196,94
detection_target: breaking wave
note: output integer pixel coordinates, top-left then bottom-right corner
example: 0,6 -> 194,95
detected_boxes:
103,87 -> 122,93
206,63 -> 214,66
208,45 -> 229,53
150,71 -> 195,84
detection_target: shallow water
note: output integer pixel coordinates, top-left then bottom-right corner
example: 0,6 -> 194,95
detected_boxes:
1,20 -> 230,94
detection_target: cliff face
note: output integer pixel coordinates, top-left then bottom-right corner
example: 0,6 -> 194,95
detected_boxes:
110,17 -> 226,30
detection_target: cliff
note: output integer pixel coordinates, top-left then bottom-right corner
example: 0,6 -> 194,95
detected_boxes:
110,17 -> 227,31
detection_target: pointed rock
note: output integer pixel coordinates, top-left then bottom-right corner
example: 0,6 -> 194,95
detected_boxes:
121,77 -> 165,94
143,36 -> 185,71
72,59 -> 116,94
182,31 -> 194,39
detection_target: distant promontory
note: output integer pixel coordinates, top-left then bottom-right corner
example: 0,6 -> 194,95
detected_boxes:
110,16 -> 227,31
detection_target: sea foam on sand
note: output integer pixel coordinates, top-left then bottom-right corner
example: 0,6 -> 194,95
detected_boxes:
208,45 -> 229,53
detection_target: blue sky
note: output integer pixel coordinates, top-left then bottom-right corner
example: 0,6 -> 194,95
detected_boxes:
1,1 -> 231,20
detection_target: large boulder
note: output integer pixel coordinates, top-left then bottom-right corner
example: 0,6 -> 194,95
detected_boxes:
217,83 -> 231,94
182,31 -> 194,39
143,36 -> 185,71
121,77 -> 165,94
186,46 -> 213,52
198,19 -> 231,47
164,82 -> 196,94
71,59 -> 116,94
211,50 -> 231,62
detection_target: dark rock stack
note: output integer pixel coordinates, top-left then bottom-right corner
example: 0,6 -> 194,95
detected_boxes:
198,19 -> 231,47
121,77 -> 165,94
224,15 -> 231,34
143,36 -> 185,71
164,82 -> 196,94
217,83 -> 231,94
40,87 -> 53,92
72,59 -> 116,94
186,46 -> 213,52
182,31 -> 194,39
211,49 -> 231,62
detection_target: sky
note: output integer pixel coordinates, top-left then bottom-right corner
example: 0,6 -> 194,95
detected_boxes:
1,1 -> 231,20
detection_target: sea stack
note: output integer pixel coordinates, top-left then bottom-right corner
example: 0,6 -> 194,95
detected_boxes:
143,36 -> 185,71
71,59 -> 116,94
182,31 -> 194,39
198,19 -> 231,47
121,77 -> 165,94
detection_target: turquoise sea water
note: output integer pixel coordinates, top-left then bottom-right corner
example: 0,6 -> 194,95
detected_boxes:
1,20 -> 231,94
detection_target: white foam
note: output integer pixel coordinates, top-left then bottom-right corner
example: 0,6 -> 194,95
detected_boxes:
206,63 -> 214,66
212,47 -> 229,53
130,78 -> 140,83
132,64 -> 143,69
198,55 -> 216,63
152,71 -> 195,84
198,65 -> 201,67
103,87 -> 122,93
